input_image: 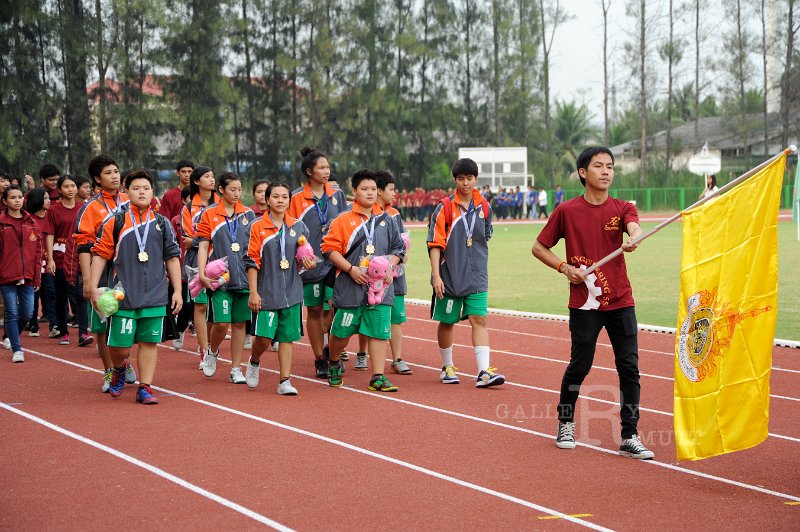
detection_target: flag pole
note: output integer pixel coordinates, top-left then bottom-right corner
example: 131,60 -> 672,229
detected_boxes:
585,145 -> 797,274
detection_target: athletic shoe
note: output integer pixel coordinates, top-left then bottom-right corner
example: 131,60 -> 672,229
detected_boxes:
49,328 -> 61,338
354,352 -> 368,370
198,347 -> 206,370
28,326 -> 40,337
243,334 -> 253,350
476,367 -> 505,388
391,359 -> 413,375
368,374 -> 398,392
101,368 -> 113,392
108,366 -> 127,398
440,365 -> 460,384
339,351 -> 349,361
136,384 -> 160,405
277,379 -> 298,396
3,337 -> 11,350
328,361 -> 343,387
229,367 -> 246,384
619,434 -> 655,460
11,351 -> 24,363
172,332 -> 184,350
314,358 -> 329,379
271,340 -> 279,352
556,421 -> 576,449
245,362 -> 260,388
125,360 -> 137,384
78,334 -> 94,347
203,350 -> 218,377
59,334 -> 70,345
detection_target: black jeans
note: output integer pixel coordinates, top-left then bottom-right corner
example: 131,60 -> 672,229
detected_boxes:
558,307 -> 641,438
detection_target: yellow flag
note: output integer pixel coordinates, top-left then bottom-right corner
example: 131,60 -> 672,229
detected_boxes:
674,154 -> 785,461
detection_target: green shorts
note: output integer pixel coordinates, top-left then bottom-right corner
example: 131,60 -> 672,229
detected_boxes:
252,304 -> 302,343
88,306 -> 109,334
207,289 -> 250,323
192,288 -> 208,305
432,292 -> 488,324
391,295 -> 407,325
303,282 -> 334,308
107,307 -> 166,348
331,305 -> 391,340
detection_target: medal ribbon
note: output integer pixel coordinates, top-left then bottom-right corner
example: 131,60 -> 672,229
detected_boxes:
225,213 -> 239,244
361,214 -> 378,250
129,208 -> 152,256
270,215 -> 287,263
460,202 -> 478,243
313,194 -> 329,227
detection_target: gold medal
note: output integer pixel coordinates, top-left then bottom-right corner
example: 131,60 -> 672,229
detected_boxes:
365,244 -> 375,255
242,218 -> 248,226
332,198 -> 338,205
479,210 -> 484,219
280,259 -> 290,270
231,243 -> 240,252
466,237 -> 473,247
290,229 -> 296,237
138,251 -> 149,262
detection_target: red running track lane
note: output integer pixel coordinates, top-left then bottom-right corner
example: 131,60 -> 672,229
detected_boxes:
1,307 -> 798,530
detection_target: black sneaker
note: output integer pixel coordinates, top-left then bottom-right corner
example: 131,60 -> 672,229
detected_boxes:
556,421 -> 576,449
619,434 -> 654,460
314,358 -> 329,379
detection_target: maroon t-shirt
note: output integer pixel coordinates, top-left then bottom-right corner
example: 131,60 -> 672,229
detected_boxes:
537,195 -> 639,311
160,186 -> 184,221
47,201 -> 80,270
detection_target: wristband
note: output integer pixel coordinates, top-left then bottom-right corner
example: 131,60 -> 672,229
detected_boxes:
556,261 -> 567,273
347,264 -> 353,273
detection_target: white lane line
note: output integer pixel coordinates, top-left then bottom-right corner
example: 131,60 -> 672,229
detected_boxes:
400,333 -> 800,403
23,351 -> 612,530
0,402 -> 293,531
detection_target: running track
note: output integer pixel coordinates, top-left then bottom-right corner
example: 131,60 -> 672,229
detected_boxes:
1,302 -> 798,530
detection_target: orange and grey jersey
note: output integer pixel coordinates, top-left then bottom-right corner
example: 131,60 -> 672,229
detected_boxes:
74,191 -> 129,288
427,190 -> 493,297
321,205 -> 405,309
196,201 -> 256,291
288,182 -> 348,284
244,214 -> 308,311
93,205 -> 180,311
382,205 -> 407,296
180,193 -> 218,275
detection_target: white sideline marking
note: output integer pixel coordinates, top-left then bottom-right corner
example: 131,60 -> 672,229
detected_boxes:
21,351 -> 611,530
0,402 -> 293,531
29,348 -> 800,505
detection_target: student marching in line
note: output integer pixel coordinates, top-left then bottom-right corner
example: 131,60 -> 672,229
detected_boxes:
90,169 -> 182,404
428,158 -> 505,388
74,154 -> 135,392
322,169 -> 405,392
0,185 -> 43,363
160,159 -> 195,221
287,147 -> 348,378
244,182 -> 315,395
197,172 -> 256,384
532,146 -> 653,459
249,179 -> 269,216
170,186 -> 194,350
181,166 -> 218,369
24,188 -> 55,338
46,175 -> 94,347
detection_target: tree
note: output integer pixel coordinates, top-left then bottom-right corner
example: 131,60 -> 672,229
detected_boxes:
624,0 -> 652,184
659,0 -> 684,170
553,100 -> 599,176
720,0 -> 757,155
601,0 -> 611,145
780,0 -> 799,147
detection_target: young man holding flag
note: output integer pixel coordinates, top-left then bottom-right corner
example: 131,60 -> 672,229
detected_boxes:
531,146 -> 654,459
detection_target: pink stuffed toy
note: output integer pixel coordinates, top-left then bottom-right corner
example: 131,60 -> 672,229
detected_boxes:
189,257 -> 229,298
366,255 -> 392,305
295,235 -> 315,267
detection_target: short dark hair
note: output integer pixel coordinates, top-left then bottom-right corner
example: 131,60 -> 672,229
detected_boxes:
265,181 -> 291,200
351,169 -> 375,190
39,163 -> 60,179
2,184 -> 22,202
124,169 -> 154,190
180,186 -> 192,202
87,154 -> 119,183
451,158 -> 479,178
252,179 -> 269,194
57,174 -> 78,190
73,175 -> 89,189
25,187 -> 47,213
576,147 -> 614,186
374,170 -> 395,191
217,172 -> 241,192
176,159 -> 195,172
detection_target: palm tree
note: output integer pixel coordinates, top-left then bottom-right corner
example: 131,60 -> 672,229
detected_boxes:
553,100 -> 600,175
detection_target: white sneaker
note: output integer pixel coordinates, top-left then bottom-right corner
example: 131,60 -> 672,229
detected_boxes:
271,340 -> 279,352
11,351 -> 24,363
229,367 -> 246,384
101,368 -> 113,392
198,347 -> 206,370
243,334 -> 253,349
173,332 -> 184,350
2,338 -> 10,350
203,350 -> 218,377
277,379 -> 298,395
125,361 -> 137,383
245,362 -> 260,388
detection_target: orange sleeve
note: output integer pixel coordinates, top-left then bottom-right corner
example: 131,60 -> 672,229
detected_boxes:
181,206 -> 194,238
93,216 -> 117,261
321,216 -> 348,255
74,203 -> 98,247
247,220 -> 263,270
196,208 -> 211,240
287,195 -> 300,219
427,205 -> 447,250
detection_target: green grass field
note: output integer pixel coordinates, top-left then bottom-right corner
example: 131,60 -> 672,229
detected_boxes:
404,220 -> 800,341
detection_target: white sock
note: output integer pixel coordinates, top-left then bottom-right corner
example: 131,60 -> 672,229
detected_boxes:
475,346 -> 490,372
323,333 -> 329,347
439,346 -> 453,367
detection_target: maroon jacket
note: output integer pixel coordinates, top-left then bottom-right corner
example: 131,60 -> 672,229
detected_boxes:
0,210 -> 43,287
